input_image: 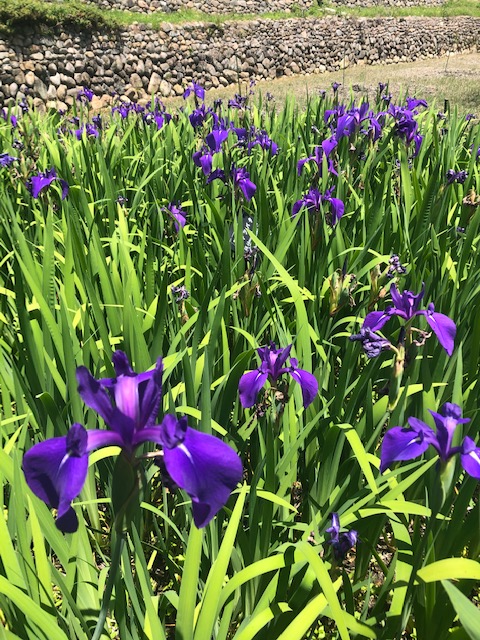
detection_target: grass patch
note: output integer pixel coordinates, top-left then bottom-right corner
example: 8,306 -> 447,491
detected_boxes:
0,0 -> 118,35
2,0 -> 480,35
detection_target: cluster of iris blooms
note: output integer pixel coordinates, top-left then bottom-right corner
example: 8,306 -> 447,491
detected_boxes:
3,82 -> 478,552
4,82 -> 477,221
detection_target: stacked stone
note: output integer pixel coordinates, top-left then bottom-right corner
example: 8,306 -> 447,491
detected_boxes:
82,0 -> 314,15
0,16 -> 477,108
329,0 -> 444,5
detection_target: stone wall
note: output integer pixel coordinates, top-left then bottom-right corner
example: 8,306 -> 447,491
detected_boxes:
329,0 -> 444,6
84,0 -> 314,15
0,16 -> 478,108
82,0 -> 444,14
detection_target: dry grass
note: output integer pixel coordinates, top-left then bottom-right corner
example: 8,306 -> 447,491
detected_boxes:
177,52 -> 480,114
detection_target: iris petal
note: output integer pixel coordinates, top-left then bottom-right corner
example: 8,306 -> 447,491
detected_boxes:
238,368 -> 268,408
422,308 -> 456,356
460,437 -> 480,479
162,423 -> 243,528
23,424 -> 89,533
288,367 -> 318,408
363,308 -> 396,332
380,426 -> 431,473
76,366 -> 134,444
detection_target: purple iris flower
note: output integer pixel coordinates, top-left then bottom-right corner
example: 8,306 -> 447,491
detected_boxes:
27,168 -> 69,200
228,94 -> 248,109
1,109 -> 18,128
231,166 -> 256,201
144,108 -> 172,130
363,284 -> 456,356
238,343 -> 318,409
112,102 -> 145,119
249,130 -> 278,155
297,137 -> 338,177
234,126 -> 278,155
292,186 -> 344,226
405,97 -> 428,111
326,512 -> 358,561
0,152 -> 16,167
335,102 -> 379,141
189,104 -> 217,129
193,147 -> 213,176
23,352 -> 242,532
205,127 -> 229,153
183,82 -> 205,101
380,403 -> 480,479
77,87 -> 94,103
164,202 -> 187,231
74,123 -> 99,140
393,110 -> 418,144
388,105 -> 424,156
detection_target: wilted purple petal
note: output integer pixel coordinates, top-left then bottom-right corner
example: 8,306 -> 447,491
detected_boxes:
349,326 -> 392,358
0,152 -> 16,167
59,179 -> 69,200
161,416 -> 242,527
206,168 -> 226,184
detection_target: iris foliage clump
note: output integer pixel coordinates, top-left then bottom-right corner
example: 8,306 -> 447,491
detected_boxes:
0,82 -> 480,639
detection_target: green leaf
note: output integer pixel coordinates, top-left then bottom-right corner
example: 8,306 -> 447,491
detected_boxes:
417,559 -> 480,583
442,580 -> 480,640
0,576 -> 68,640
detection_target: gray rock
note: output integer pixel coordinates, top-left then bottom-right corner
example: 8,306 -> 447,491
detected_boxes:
25,71 -> 35,87
130,72 -> 143,88
56,85 -> 67,100
159,79 -> 171,97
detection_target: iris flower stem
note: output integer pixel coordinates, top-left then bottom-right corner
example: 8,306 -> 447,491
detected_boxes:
91,530 -> 125,640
